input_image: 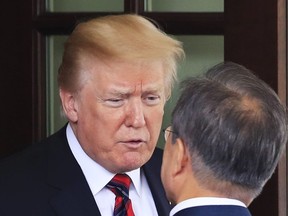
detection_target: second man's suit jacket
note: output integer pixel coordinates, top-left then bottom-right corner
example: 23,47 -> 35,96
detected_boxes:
0,125 -> 171,216
173,205 -> 252,216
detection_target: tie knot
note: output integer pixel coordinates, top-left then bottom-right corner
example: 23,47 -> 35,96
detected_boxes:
106,174 -> 132,197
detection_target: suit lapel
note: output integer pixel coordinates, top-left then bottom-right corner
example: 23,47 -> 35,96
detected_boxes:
43,126 -> 101,216
49,178 -> 101,216
143,148 -> 172,216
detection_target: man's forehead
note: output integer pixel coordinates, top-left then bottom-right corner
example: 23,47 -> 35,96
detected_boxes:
107,82 -> 164,94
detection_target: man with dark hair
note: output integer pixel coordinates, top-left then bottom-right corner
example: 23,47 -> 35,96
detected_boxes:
161,62 -> 287,216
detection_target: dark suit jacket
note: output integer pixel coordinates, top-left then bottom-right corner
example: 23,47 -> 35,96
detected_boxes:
173,205 -> 252,216
0,126 -> 171,216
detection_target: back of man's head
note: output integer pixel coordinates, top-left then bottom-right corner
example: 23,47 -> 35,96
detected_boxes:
172,62 -> 287,203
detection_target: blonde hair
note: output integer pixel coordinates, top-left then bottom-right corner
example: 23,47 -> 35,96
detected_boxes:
58,14 -> 184,97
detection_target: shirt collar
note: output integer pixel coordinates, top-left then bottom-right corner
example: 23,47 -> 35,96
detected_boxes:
170,197 -> 247,216
66,124 -> 141,196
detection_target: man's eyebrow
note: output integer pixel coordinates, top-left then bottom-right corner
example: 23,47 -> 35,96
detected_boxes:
142,84 -> 164,92
106,85 -> 164,95
142,89 -> 162,94
106,89 -> 132,97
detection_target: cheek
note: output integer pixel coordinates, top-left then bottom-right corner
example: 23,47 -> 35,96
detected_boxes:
147,107 -> 164,136
161,141 -> 173,178
82,100 -> 124,129
162,148 -> 169,172
76,104 -> 118,151
161,150 -> 171,198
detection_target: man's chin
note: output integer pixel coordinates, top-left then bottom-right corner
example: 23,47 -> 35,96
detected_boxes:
119,156 -> 147,172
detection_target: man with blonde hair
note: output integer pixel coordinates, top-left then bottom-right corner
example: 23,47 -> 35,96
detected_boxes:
0,14 -> 184,216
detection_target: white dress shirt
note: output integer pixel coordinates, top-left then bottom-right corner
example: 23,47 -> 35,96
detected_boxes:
170,197 -> 247,216
66,124 -> 158,216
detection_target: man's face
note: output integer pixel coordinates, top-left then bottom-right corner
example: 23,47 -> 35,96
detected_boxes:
70,58 -> 166,173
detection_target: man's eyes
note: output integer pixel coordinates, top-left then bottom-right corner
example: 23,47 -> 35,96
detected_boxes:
101,94 -> 162,107
104,98 -> 124,107
143,95 -> 161,105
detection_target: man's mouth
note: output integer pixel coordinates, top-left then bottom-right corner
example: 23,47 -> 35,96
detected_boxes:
121,139 -> 146,148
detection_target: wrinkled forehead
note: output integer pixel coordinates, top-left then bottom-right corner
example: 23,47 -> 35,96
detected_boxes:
106,81 -> 165,95
77,54 -> 168,93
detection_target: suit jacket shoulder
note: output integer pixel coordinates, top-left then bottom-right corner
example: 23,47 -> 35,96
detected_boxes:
173,205 -> 252,216
0,126 -> 99,216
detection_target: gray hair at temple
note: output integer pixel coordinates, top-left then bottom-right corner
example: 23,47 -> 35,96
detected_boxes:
171,62 -> 287,203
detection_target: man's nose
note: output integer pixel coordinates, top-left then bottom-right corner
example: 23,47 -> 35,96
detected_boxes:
125,99 -> 146,128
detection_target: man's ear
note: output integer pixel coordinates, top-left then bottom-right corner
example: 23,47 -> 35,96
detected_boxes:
59,88 -> 78,123
173,138 -> 189,177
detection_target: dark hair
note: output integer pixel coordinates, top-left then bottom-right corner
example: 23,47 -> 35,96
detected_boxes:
172,62 -> 287,199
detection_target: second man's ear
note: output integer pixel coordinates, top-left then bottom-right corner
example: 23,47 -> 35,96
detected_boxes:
173,138 -> 190,177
